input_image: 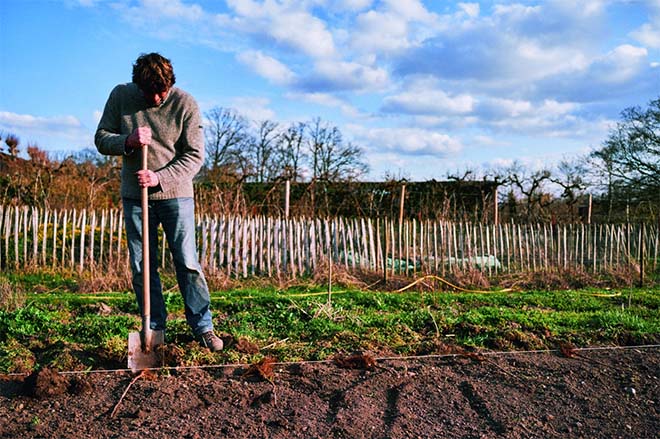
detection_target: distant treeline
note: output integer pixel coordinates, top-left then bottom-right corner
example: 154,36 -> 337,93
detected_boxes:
0,95 -> 658,223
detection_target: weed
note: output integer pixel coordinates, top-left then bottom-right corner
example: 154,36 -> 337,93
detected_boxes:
176,341 -> 218,366
0,276 -> 26,311
101,335 -> 128,362
77,265 -> 131,293
0,339 -> 36,373
30,416 -> 40,429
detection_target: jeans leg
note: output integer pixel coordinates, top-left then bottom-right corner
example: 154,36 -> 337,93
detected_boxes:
156,198 -> 213,336
122,198 -> 167,331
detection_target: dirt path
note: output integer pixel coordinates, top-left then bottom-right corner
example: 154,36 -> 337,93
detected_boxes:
1,347 -> 658,439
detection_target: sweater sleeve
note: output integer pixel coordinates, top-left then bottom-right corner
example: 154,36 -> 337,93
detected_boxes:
95,86 -> 130,156
153,100 -> 205,193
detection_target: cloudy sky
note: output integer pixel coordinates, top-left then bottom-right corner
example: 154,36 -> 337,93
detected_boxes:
1,0 -> 658,180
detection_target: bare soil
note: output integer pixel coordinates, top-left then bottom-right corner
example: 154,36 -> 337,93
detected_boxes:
1,347 -> 658,439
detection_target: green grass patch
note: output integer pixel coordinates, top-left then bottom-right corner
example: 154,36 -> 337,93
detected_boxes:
0,281 -> 658,373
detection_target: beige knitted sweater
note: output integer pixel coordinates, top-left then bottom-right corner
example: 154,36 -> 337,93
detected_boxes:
95,83 -> 204,200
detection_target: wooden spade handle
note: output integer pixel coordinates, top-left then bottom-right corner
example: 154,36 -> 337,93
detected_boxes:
141,144 -> 151,346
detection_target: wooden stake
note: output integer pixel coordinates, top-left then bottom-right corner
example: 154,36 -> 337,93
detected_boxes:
639,222 -> 645,288
285,180 -> 290,219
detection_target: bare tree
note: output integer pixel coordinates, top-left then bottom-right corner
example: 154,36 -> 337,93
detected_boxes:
505,161 -> 552,221
248,120 -> 280,183
27,143 -> 50,166
307,118 -> 368,182
591,97 -> 660,201
4,133 -> 19,157
551,159 -> 588,222
277,122 -> 307,182
204,107 -> 250,178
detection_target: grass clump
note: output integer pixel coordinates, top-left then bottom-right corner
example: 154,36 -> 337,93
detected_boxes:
0,275 -> 26,311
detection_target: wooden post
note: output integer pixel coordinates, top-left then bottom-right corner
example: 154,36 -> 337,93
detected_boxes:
22,207 -> 27,266
266,217 -> 272,276
433,221 -> 439,274
89,210 -> 96,268
328,236 -> 333,303
493,185 -> 499,225
31,207 -> 38,264
412,219 -> 417,275
383,218 -> 389,284
0,206 -> 3,269
14,207 -> 19,268
285,179 -> 290,219
639,222 -> 645,288
654,221 -> 659,273
399,184 -> 406,226
289,218 -> 296,277
226,216 -> 233,276
61,210 -> 68,269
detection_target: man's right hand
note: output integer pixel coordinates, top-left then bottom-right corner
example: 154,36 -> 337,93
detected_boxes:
126,126 -> 152,149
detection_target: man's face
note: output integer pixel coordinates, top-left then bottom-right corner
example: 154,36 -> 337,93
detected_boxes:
143,89 -> 169,107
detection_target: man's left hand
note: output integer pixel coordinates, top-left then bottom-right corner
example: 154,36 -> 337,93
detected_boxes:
136,169 -> 159,188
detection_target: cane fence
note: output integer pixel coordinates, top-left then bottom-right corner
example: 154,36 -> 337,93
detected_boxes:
0,205 -> 658,278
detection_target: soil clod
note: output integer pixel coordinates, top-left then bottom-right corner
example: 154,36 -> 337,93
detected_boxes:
333,352 -> 377,370
23,368 -> 69,398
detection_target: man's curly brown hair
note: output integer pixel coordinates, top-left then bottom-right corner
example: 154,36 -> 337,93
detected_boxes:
132,52 -> 176,94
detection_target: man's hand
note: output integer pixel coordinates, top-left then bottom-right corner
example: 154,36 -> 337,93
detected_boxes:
136,169 -> 160,188
126,126 -> 152,149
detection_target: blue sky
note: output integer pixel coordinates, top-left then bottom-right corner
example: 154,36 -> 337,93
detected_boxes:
1,0 -> 658,180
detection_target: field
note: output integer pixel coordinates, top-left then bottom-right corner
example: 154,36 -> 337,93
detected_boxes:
0,272 -> 659,438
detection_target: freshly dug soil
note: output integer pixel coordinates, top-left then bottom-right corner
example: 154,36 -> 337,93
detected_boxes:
1,347 -> 658,439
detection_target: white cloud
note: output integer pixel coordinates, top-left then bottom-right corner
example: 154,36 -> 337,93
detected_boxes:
458,2 -> 479,18
587,44 -> 649,83
631,10 -> 660,49
225,0 -> 261,17
230,97 -> 276,122
303,59 -> 389,92
492,3 -> 541,19
110,0 -> 235,49
140,0 -> 204,21
473,98 -> 582,133
352,9 -> 411,53
471,135 -> 509,148
347,124 -> 462,156
475,99 -> 613,141
285,92 -> 363,118
336,0 -> 372,11
115,0 -> 207,25
349,0 -> 437,55
382,81 -> 475,115
227,0 -> 336,59
0,111 -> 90,150
270,11 -> 336,58
632,23 -> 660,48
393,6 -> 593,88
477,98 -> 577,120
0,111 -> 82,131
383,0 -> 434,21
237,50 -> 295,85
73,0 -> 100,6
531,43 -> 656,103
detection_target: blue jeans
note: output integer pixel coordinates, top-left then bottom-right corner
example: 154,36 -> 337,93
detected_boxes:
123,197 -> 213,336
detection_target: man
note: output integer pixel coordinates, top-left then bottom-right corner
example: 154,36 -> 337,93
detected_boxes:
95,52 -> 223,351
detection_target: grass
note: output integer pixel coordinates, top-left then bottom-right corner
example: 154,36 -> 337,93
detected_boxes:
0,271 -> 658,373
